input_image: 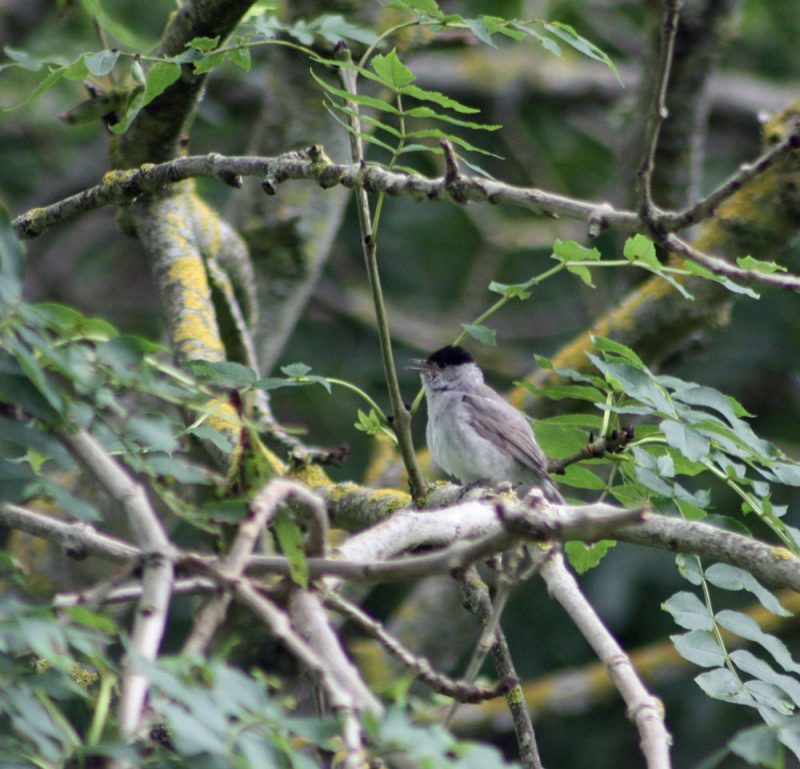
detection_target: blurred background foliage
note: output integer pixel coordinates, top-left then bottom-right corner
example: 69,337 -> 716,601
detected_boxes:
2,0 -> 800,767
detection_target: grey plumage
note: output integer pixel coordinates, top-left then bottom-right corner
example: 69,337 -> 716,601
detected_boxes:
415,345 -> 562,501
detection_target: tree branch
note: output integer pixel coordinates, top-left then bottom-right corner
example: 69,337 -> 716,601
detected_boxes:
537,547 -> 672,769
61,430 -> 174,740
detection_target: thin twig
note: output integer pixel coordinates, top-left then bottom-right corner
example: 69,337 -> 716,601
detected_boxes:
333,42 -> 427,501
455,566 -> 543,769
659,118 -> 800,230
233,579 -> 368,769
536,547 -> 672,769
62,430 -> 174,740
324,590 -> 513,703
665,233 -> 800,291
636,0 -> 683,219
547,427 -> 635,475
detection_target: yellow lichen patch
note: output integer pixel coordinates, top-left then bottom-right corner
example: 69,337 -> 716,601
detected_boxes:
165,254 -> 225,362
101,169 -> 137,187
188,195 -> 223,256
770,547 -> 796,561
368,487 -> 412,510
289,462 -> 333,488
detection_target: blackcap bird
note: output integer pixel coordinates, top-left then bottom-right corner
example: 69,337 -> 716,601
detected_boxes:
413,345 -> 562,501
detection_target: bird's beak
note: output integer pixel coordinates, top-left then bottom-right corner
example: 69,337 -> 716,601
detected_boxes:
407,358 -> 429,372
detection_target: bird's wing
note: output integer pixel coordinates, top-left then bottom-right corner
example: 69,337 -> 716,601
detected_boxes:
461,392 -> 548,477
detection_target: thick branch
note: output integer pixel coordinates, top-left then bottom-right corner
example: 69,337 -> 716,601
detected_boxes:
537,548 -> 672,769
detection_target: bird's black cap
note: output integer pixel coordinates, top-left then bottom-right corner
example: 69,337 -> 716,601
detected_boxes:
426,345 -> 475,368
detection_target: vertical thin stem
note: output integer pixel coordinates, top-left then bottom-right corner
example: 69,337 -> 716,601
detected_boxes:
334,42 -> 427,501
636,0 -> 683,219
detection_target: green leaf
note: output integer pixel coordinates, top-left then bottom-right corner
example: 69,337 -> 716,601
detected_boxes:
63,605 -> 117,634
371,48 -> 415,89
542,21 -> 622,85
273,509 -> 309,589
660,420 -> 710,463
78,0 -> 154,49
311,70 -> 400,114
695,667 -> 749,704
0,205 -> 25,306
716,609 -> 800,675
461,323 -> 496,347
402,105 -> 501,131
662,591 -> 713,631
676,553 -> 704,585
552,239 -> 602,263
126,415 -> 180,454
623,234 -> 660,270
187,359 -> 258,387
704,564 -> 792,617
280,363 -> 309,377
566,263 -> 594,287
736,255 -> 787,274
227,45 -> 252,72
188,425 -> 234,454
565,540 -> 616,573
84,50 -> 119,77
730,650 -> 800,708
683,259 -> 760,299
464,18 -> 496,47
592,336 -> 645,367
399,83 -> 481,114
199,499 -> 249,523
515,23 -> 562,56
387,0 -> 443,19
488,280 -> 532,300
559,464 -> 607,490
188,36 -> 221,53
4,47 -> 45,71
729,726 -> 782,768
110,61 -> 181,134
672,630 -> 726,667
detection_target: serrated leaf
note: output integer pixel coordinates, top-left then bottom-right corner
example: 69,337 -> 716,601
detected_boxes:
543,21 -> 622,85
281,363 -> 312,378
388,0 -> 443,18
672,630 -> 726,667
311,69 -> 399,114
553,239 -> 602,263
189,424 -> 234,454
565,540 -> 616,573
623,234 -> 659,269
516,23 -> 562,57
461,323 -> 496,347
402,105 -> 500,131
371,48 -> 415,89
592,336 -> 645,367
663,591 -> 713,631
188,36 -> 221,53
399,83 -> 480,114
187,359 -> 257,387
461,18 -> 495,46
705,564 -> 792,617
273,509 -> 309,588
737,255 -> 786,274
